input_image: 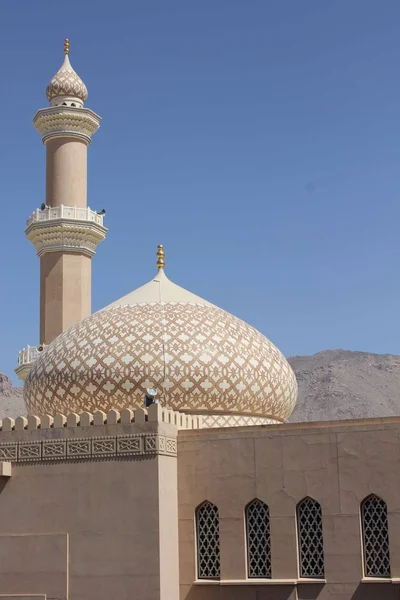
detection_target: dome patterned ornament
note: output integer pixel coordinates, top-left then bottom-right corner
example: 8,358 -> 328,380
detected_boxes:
46,39 -> 88,104
24,249 -> 297,425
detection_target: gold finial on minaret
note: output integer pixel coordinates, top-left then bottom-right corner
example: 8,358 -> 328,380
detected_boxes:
64,38 -> 70,55
156,244 -> 165,270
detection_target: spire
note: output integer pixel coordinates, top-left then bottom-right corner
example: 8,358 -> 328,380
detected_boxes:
156,245 -> 165,270
45,38 -> 88,106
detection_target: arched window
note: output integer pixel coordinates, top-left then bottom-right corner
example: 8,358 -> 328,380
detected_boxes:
297,497 -> 325,578
246,499 -> 271,578
361,495 -> 391,577
196,501 -> 220,580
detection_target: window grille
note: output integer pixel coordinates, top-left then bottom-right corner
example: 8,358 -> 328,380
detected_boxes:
246,499 -> 271,578
297,497 -> 325,578
196,501 -> 220,579
361,495 -> 391,577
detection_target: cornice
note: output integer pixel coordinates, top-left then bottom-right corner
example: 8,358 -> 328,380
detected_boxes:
25,219 -> 107,258
33,106 -> 101,145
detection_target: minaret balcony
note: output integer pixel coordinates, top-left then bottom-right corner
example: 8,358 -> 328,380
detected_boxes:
27,205 -> 105,228
33,105 -> 101,145
15,344 -> 46,381
25,204 -> 107,258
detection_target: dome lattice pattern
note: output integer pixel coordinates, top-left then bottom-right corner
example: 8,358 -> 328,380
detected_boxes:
24,301 -> 297,419
46,55 -> 88,102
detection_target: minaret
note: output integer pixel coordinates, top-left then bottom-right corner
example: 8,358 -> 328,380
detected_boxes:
16,40 -> 106,380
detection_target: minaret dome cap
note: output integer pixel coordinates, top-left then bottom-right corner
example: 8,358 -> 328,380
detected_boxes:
46,39 -> 88,106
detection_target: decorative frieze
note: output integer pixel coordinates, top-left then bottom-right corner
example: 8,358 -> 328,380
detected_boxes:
0,443 -> 18,461
33,106 -> 101,145
18,441 -> 41,462
42,440 -> 67,460
117,435 -> 143,455
0,433 -> 177,464
66,438 -> 91,458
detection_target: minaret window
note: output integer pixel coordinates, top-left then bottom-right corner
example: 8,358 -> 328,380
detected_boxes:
246,499 -> 271,578
361,495 -> 391,577
196,501 -> 220,580
297,497 -> 325,578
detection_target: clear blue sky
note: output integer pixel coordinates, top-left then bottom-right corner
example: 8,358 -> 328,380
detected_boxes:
1,0 -> 400,383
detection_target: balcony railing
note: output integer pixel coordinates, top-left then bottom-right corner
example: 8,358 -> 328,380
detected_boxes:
17,345 -> 45,366
26,205 -> 104,228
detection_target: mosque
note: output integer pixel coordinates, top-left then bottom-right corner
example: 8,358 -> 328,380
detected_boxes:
1,41 -> 399,600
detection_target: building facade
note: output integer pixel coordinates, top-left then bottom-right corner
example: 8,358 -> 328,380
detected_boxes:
0,412 -> 399,599
3,42 -> 397,600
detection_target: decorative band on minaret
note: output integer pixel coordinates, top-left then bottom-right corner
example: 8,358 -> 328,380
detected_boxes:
26,40 -> 107,347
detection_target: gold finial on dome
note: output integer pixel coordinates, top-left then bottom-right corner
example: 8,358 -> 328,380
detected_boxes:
156,245 -> 165,270
46,39 -> 88,104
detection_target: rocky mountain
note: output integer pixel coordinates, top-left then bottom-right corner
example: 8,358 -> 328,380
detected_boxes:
0,373 -> 25,419
288,350 -> 400,422
2,350 -> 400,422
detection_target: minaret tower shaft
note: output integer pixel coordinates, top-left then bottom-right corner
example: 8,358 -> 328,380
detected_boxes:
27,39 -> 106,346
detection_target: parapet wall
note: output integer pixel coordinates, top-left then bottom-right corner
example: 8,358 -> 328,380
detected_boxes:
0,405 -> 203,432
0,405 -> 202,464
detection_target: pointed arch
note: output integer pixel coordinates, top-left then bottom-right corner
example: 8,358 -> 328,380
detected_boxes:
245,498 -> 271,578
361,494 -> 391,577
195,501 -> 220,580
297,497 -> 325,578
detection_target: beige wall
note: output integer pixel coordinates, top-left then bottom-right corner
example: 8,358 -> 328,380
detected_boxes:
46,138 -> 88,208
40,251 -> 91,344
158,454 -> 180,600
0,460 -> 160,600
1,415 -> 400,600
178,419 -> 400,600
0,419 -> 179,600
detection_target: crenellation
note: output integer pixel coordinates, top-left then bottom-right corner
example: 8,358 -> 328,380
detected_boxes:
41,414 -> 54,428
15,416 -> 28,431
66,412 -> 79,427
148,402 -> 162,422
54,413 -> 66,428
28,415 -> 40,430
0,406 -> 202,468
0,407 -> 201,437
120,407 -> 134,424
107,408 -> 120,425
93,410 -> 107,425
80,411 -> 93,427
3,418 -> 15,432
134,407 -> 146,423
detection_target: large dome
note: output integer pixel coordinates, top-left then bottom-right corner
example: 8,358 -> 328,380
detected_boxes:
24,264 -> 297,427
